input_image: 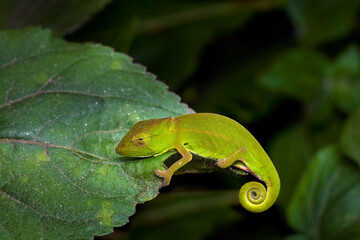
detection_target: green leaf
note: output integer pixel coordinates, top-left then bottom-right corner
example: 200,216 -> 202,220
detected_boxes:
0,28 -> 191,239
259,49 -> 329,101
331,45 -> 360,77
0,0 -> 111,36
287,0 -> 360,45
340,108 -> 360,167
287,146 -> 360,240
328,45 -> 360,113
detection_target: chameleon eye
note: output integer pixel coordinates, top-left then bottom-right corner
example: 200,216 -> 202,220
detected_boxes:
132,131 -> 150,146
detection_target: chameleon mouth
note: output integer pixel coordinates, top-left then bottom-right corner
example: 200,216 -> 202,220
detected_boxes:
115,143 -> 125,155
115,142 -> 148,157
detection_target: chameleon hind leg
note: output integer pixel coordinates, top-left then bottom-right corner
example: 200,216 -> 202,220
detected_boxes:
155,144 -> 192,186
216,147 -> 251,172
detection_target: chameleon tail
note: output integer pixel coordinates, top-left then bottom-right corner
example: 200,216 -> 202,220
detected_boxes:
238,169 -> 280,213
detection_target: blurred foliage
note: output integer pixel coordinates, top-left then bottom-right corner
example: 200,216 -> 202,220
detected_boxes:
341,108 -> 360,167
0,0 -> 359,239
0,0 -> 111,36
287,146 -> 360,240
70,0 -> 285,91
124,191 -> 242,240
268,125 -> 312,208
287,0 -> 360,45
260,49 -> 330,101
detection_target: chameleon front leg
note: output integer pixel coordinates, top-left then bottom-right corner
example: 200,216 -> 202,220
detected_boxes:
155,144 -> 193,186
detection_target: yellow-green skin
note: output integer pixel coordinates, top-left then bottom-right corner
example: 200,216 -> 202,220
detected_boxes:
116,113 -> 280,213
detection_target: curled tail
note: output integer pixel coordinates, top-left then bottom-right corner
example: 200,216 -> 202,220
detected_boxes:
238,164 -> 280,213
239,180 -> 280,213
219,147 -> 280,213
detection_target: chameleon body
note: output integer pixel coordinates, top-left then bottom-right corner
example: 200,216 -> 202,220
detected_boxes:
116,113 -> 280,213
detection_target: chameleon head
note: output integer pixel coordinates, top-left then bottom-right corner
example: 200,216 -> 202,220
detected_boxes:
116,117 -> 174,157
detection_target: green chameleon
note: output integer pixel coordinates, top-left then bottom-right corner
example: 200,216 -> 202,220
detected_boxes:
116,113 -> 280,213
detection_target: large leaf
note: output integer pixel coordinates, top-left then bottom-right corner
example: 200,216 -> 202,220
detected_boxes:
287,146 -> 360,240
340,108 -> 360,167
287,0 -> 360,45
0,0 -> 111,36
0,28 -> 191,239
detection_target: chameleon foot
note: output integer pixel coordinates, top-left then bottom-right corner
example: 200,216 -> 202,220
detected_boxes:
154,169 -> 172,186
215,147 -> 248,169
216,159 -> 249,172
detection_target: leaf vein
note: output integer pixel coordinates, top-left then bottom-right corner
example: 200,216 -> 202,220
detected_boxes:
0,90 -> 183,114
0,189 -> 76,222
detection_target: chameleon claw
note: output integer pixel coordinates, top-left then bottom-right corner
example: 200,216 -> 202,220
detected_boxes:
154,169 -> 172,186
